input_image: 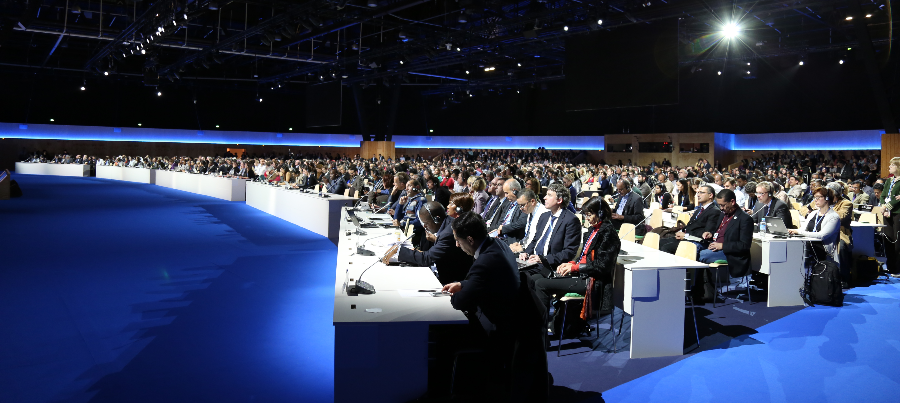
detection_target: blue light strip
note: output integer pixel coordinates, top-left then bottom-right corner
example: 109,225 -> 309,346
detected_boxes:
732,130 -> 883,150
0,123 -> 605,150
407,72 -> 468,81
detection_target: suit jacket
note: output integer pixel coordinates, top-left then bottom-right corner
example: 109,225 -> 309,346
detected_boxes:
494,201 -> 528,243
714,208 -> 755,278
483,196 -> 506,222
571,220 -> 621,282
850,192 -> 869,208
473,190 -> 490,215
752,198 -> 794,229
451,238 -> 521,328
597,179 -> 612,196
683,202 -> 722,239
525,209 -> 581,269
882,178 -> 900,213
611,192 -> 647,235
398,217 -> 473,285
488,198 -> 514,229
328,178 -> 347,195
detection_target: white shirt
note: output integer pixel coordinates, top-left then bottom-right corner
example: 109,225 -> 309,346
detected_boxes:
522,203 -> 549,248
534,208 -> 563,256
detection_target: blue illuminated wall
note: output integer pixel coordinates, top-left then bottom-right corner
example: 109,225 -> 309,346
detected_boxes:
1,123 -> 606,150
731,130 -> 883,150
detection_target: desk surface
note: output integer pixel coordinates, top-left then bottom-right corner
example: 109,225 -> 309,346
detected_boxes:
619,239 -> 708,271
332,208 -> 466,324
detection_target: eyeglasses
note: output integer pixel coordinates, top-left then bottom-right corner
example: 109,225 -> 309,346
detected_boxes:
813,196 -> 825,200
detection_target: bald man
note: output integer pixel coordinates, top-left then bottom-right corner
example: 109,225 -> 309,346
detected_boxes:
394,201 -> 474,284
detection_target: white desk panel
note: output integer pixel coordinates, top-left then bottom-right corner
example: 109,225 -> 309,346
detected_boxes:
96,166 -> 156,184
154,170 -> 246,201
15,162 -> 89,177
245,182 -> 356,244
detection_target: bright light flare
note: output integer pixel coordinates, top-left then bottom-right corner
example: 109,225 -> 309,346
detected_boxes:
722,23 -> 740,38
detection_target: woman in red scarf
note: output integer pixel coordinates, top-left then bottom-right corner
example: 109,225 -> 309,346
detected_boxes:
532,196 -> 621,336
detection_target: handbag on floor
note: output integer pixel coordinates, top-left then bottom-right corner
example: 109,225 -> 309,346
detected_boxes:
803,261 -> 843,307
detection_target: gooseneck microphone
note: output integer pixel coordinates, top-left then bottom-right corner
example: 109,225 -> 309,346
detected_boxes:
349,232 -> 415,295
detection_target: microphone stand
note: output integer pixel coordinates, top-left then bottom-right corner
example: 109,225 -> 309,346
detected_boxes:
349,232 -> 415,295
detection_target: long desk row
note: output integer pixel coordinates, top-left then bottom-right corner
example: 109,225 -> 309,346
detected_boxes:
245,181 -> 357,244
15,162 -> 89,177
17,164 -> 247,202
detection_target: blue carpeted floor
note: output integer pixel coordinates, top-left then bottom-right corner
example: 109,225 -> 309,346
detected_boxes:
598,283 -> 900,403
3,174 -> 899,403
0,175 -> 336,403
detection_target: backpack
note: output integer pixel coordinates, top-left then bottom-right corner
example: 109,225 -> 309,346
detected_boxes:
804,261 -> 843,307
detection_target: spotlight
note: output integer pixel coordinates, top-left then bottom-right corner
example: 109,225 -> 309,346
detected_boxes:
259,98 -> 263,102
367,0 -> 378,7
50,118 -> 55,122
799,61 -> 804,66
517,63 -> 522,67
157,91 -> 162,96
747,62 -> 750,65
141,49 -> 146,54
458,13 -> 467,23
465,70 -> 470,74
839,59 -> 844,64
746,71 -> 751,74
456,47 -> 461,52
866,14 -> 872,18
400,60 -> 404,64
722,22 -> 739,38
429,129 -> 434,133
563,26 -> 569,31
598,19 -> 603,25
289,128 -> 293,131
104,71 -> 109,76
138,123 -> 142,126
80,86 -> 86,91
216,125 -> 220,128
845,16 -> 853,21
717,71 -> 722,75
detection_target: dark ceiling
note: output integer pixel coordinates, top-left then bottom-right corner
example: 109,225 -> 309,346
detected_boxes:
0,0 -> 897,136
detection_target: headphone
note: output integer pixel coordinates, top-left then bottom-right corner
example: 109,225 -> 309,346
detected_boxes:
421,203 -> 443,224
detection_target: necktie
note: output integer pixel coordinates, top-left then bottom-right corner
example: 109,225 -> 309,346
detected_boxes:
502,202 -> 516,225
482,197 -> 496,219
535,216 -> 557,255
764,202 -> 770,217
690,206 -> 702,223
523,213 -> 533,242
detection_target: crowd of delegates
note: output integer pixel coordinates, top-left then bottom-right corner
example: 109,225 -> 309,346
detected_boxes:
21,146 -> 899,397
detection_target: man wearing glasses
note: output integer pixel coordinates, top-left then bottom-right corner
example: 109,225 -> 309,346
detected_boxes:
750,181 -> 795,229
507,189 -> 547,253
659,185 -> 721,255
698,190 -> 755,281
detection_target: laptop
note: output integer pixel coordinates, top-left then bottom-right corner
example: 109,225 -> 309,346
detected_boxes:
764,216 -> 794,237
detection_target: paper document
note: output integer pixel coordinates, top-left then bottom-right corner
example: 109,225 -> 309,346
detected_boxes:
397,289 -> 441,298
684,234 -> 703,242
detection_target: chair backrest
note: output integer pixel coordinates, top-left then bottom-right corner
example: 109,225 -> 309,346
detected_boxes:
405,223 -> 415,237
790,209 -> 801,228
791,201 -> 802,211
618,223 -> 636,242
677,212 -> 693,226
675,241 -> 698,261
649,209 -> 663,229
425,194 -> 433,202
799,205 -> 809,217
353,189 -> 360,198
649,201 -> 661,210
343,188 -> 351,197
575,213 -> 585,228
859,212 -> 877,224
642,232 -> 660,250
872,206 -> 883,224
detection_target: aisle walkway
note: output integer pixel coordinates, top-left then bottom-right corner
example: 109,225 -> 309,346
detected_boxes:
0,175 -> 336,403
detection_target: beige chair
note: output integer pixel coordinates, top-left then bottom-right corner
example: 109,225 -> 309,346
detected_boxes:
618,223 -> 636,242
575,213 -> 586,228
649,209 -> 663,229
790,210 -> 801,228
872,206 -> 884,224
642,232 -> 660,250
677,212 -> 693,226
353,189 -> 360,199
344,188 -> 351,197
425,194 -> 433,202
791,201 -> 802,211
649,202 -> 661,210
859,213 -> 877,224
675,241 -> 697,261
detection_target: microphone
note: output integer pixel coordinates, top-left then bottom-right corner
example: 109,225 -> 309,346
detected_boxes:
349,232 -> 415,295
356,232 -> 393,256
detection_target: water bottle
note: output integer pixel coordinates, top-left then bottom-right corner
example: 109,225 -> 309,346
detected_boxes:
760,217 -> 767,234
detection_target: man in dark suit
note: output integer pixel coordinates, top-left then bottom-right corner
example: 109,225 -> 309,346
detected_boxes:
482,177 -> 508,222
521,183 -> 581,276
699,189 -> 755,280
442,212 -> 520,330
660,184 -> 722,255
751,181 -> 795,229
491,180 -> 528,243
395,202 -> 473,284
610,179 -> 647,236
